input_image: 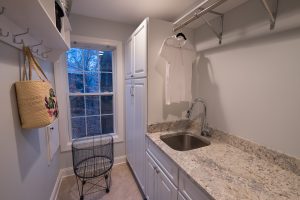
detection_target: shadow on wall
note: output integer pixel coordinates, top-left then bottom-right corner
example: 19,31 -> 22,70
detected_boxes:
157,58 -> 190,120
10,71 -> 41,181
163,102 -> 190,120
192,53 -> 227,130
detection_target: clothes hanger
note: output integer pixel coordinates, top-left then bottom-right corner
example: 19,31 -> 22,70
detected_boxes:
176,32 -> 187,40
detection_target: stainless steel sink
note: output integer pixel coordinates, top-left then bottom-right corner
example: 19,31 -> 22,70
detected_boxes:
160,132 -> 210,151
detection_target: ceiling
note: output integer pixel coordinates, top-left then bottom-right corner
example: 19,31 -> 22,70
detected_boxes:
71,0 -> 203,25
71,0 -> 249,28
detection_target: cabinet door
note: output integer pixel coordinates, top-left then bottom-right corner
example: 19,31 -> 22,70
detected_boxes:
125,80 -> 134,168
133,20 -> 147,78
179,170 -> 212,200
145,152 -> 157,200
155,164 -> 178,200
125,37 -> 133,79
132,78 -> 147,192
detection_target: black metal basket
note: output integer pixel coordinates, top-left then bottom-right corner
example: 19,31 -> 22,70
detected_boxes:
72,135 -> 114,200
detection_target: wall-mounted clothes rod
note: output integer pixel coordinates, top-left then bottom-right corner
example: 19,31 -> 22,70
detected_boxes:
173,0 -> 227,32
174,0 -> 280,45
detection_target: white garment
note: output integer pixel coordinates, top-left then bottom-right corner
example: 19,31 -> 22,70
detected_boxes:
160,36 -> 196,105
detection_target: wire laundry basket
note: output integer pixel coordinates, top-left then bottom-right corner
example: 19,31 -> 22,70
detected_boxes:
72,135 -> 114,200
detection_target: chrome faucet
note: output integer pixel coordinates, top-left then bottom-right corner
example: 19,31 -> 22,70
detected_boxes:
186,97 -> 212,137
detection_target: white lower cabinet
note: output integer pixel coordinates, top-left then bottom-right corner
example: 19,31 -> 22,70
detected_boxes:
145,137 -> 212,200
179,170 -> 212,200
145,152 -> 177,200
125,79 -> 146,193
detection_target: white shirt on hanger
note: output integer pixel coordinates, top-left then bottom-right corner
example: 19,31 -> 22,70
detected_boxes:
160,35 -> 196,105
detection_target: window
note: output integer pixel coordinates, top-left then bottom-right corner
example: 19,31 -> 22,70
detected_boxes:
66,48 -> 114,139
56,36 -> 124,152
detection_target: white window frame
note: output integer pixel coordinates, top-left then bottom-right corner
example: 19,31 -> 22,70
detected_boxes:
54,35 -> 125,152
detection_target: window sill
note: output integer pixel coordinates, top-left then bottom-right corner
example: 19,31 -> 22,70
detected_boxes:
61,134 -> 124,152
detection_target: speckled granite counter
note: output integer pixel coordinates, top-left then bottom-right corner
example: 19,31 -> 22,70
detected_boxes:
146,121 -> 300,200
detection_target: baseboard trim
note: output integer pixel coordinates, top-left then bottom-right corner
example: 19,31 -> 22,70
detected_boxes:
50,155 -> 127,200
50,169 -> 63,200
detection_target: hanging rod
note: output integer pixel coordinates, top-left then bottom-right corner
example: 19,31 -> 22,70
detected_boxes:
173,0 -> 228,32
260,0 -> 278,30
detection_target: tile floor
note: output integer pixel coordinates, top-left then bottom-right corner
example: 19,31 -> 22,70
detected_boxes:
57,163 -> 143,200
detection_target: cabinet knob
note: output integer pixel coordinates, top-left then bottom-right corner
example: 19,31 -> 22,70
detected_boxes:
131,74 -> 134,77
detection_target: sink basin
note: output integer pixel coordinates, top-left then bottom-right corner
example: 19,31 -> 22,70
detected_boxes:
160,132 -> 210,151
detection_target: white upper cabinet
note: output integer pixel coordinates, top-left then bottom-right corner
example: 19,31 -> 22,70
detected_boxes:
133,19 -> 147,78
125,19 -> 147,79
125,37 -> 133,78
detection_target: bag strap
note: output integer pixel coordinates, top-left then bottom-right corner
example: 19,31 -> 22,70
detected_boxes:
22,47 -> 49,81
28,48 -> 49,81
22,46 -> 29,81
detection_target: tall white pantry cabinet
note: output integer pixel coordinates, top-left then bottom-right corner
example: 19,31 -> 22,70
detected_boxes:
125,18 -> 148,194
124,17 -> 173,197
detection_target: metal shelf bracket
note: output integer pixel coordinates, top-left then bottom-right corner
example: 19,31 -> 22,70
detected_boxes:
202,14 -> 224,45
260,0 -> 279,30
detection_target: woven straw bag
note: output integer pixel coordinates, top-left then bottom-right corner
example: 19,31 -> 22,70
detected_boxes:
15,47 -> 59,129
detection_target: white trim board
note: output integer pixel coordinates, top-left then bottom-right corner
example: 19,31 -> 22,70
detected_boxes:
55,34 -> 125,152
50,155 -> 127,200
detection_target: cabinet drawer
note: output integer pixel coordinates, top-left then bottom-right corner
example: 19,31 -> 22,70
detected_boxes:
179,170 -> 212,200
146,137 -> 178,186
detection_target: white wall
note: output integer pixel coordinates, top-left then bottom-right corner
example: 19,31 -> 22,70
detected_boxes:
0,41 -> 60,200
193,0 -> 300,158
69,14 -> 136,42
60,14 -> 136,169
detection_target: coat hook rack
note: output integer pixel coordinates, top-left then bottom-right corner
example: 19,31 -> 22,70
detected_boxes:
30,40 -> 43,53
13,28 -> 29,44
260,0 -> 278,30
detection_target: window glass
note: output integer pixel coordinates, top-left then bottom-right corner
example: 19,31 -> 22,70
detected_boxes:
100,51 -> 112,72
100,73 -> 113,92
85,96 -> 100,115
68,73 -> 84,93
101,115 -> 114,134
66,48 -> 114,138
101,95 -> 113,114
71,117 -> 86,138
84,72 -> 99,93
69,96 -> 85,116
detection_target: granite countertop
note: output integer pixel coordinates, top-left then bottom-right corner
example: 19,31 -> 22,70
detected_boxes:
146,126 -> 300,200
